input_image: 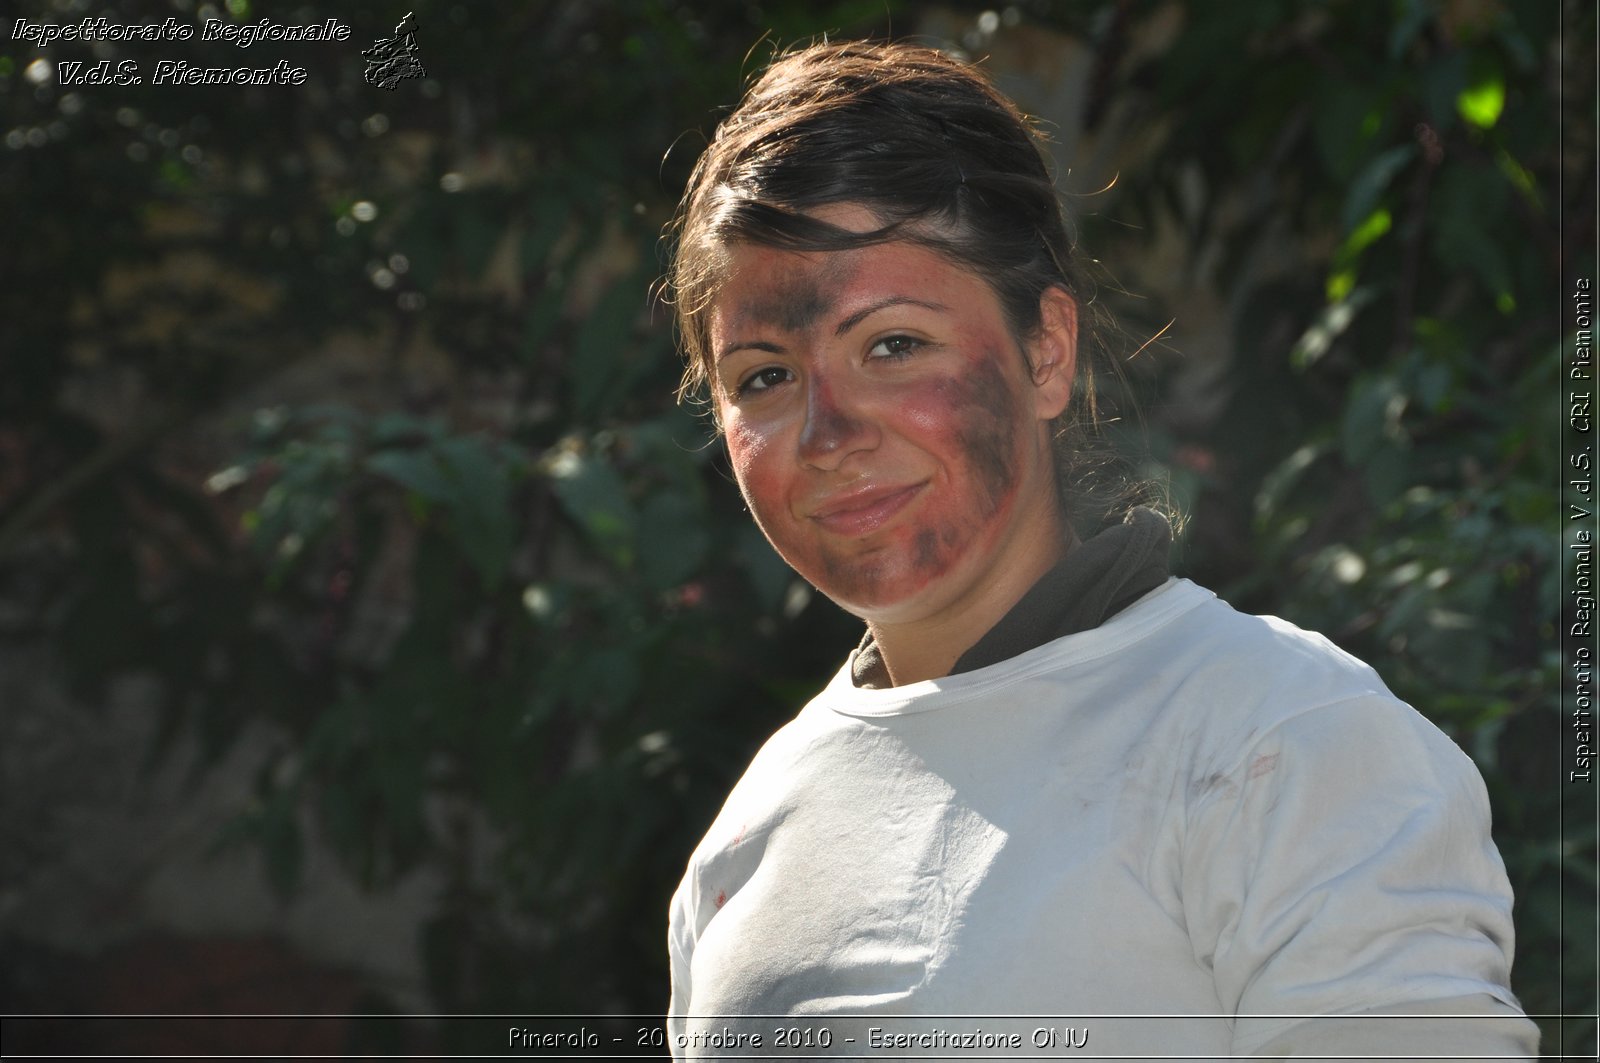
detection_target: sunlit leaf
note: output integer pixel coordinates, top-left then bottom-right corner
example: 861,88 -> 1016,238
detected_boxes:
1292,288 -> 1375,370
1458,69 -> 1506,129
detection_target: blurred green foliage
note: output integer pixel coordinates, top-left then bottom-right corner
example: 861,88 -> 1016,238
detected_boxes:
1,0 -> 1592,1052
1073,2 -> 1591,1047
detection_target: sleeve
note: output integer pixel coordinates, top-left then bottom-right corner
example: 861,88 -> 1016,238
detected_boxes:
666,874 -> 696,1059
1179,695 -> 1535,1058
1249,994 -> 1539,1060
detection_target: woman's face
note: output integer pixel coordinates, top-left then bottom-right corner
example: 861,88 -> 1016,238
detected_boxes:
708,205 -> 1075,626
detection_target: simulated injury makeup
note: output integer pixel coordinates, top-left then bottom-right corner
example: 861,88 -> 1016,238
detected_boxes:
708,218 -> 1072,635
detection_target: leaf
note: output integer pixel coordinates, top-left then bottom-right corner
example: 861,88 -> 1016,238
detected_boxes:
1361,444 -> 1411,510
569,278 -> 645,419
434,436 -> 516,589
1341,373 -> 1408,467
1291,288 -> 1375,371
636,489 -> 710,590
1255,441 -> 1331,525
1421,50 -> 1468,130
1457,55 -> 1506,129
1313,82 -> 1389,181
1495,148 -> 1542,211
369,436 -> 518,588
368,447 -> 453,502
1388,0 -> 1434,59
1341,144 -> 1417,234
1342,207 -> 1393,258
370,411 -> 443,447
546,449 -> 637,566
1430,166 -> 1513,300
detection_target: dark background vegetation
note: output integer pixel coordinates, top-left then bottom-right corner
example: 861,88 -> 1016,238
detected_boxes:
1,0 -> 1594,1055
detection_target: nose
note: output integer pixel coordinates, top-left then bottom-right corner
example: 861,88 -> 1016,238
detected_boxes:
797,374 -> 877,469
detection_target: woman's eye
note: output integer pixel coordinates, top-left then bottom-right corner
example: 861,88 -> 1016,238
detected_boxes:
869,335 -> 923,360
737,366 -> 792,396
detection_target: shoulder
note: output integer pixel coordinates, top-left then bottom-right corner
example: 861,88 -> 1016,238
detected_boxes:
1088,581 -> 1491,840
1143,579 -> 1391,699
1124,580 -> 1417,758
1155,588 -> 1520,1040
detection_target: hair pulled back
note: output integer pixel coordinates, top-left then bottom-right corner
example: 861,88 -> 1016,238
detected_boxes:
665,39 -> 1147,534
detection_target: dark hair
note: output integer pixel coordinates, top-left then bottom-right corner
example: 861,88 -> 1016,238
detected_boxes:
665,39 -> 1159,535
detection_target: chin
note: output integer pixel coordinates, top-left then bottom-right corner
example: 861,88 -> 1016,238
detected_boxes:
818,571 -> 950,625
790,531 -> 977,622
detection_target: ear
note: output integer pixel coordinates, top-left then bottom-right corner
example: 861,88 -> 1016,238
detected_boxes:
1028,286 -> 1077,422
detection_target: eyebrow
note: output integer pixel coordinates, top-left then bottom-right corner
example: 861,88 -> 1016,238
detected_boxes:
715,295 -> 950,362
833,296 -> 948,336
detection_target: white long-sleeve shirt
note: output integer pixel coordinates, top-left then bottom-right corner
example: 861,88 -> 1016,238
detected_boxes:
667,579 -> 1538,1059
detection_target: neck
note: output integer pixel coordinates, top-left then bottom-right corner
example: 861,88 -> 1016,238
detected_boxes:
866,506 -> 1074,687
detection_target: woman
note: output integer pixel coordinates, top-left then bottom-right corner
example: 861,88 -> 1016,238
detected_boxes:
663,40 -> 1536,1059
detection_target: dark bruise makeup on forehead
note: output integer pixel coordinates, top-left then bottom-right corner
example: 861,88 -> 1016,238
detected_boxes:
713,243 -> 953,371
721,251 -> 858,342
773,278 -> 831,334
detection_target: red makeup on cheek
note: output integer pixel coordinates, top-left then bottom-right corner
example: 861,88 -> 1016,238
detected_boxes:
939,348 -> 1025,516
812,350 -> 1028,610
711,235 -> 1048,619
725,416 -> 778,512
889,350 -> 1024,576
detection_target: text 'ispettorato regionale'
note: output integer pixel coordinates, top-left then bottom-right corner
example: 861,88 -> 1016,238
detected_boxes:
11,17 -> 352,86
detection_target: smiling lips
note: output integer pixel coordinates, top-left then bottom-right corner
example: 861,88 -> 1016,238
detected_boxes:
808,482 -> 926,537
